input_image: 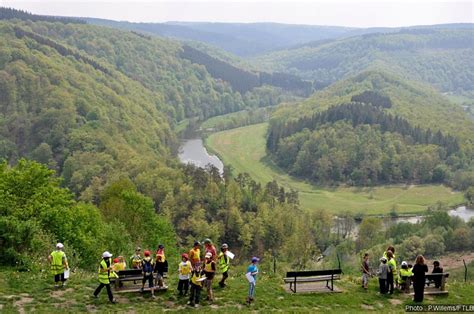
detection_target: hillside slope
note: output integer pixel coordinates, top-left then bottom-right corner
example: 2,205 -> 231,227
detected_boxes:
253,28 -> 474,94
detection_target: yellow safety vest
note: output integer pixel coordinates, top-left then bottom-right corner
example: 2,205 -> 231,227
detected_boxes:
191,271 -> 203,286
180,261 -> 192,276
399,268 -> 413,283
204,261 -> 215,273
218,252 -> 230,273
156,250 -> 166,263
189,248 -> 201,263
50,250 -> 65,275
98,259 -> 111,284
387,258 -> 398,280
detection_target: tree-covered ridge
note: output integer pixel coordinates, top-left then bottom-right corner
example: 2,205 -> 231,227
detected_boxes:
253,28 -> 474,94
272,71 -> 474,143
0,21 -> 177,196
0,7 -> 85,24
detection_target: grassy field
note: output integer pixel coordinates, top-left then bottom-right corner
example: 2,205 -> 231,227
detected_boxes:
1,264 -> 473,313
206,123 -> 464,215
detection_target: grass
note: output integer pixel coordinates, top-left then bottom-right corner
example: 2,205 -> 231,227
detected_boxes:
1,265 -> 473,313
205,123 -> 464,215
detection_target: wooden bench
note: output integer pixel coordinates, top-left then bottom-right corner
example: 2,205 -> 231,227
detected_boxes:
284,269 -> 342,293
109,269 -> 168,291
425,273 -> 449,293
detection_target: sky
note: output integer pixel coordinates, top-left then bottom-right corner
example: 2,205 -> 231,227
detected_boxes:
1,0 -> 473,27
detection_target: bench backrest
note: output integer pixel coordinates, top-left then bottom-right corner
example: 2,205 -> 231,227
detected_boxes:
286,269 -> 342,278
117,269 -> 142,277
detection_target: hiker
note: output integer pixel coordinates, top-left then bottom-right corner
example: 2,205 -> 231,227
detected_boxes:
178,253 -> 192,296
203,238 -> 217,260
218,243 -> 231,288
113,256 -> 127,272
189,241 -> 201,267
383,246 -> 396,259
93,251 -> 117,303
361,253 -> 370,290
189,262 -> 205,307
432,260 -> 444,288
412,255 -> 428,302
377,257 -> 388,295
154,244 -> 168,289
48,243 -> 69,288
130,247 -> 142,269
140,250 -> 155,298
386,250 -> 397,294
399,261 -> 413,293
246,257 -> 259,305
203,252 -> 216,302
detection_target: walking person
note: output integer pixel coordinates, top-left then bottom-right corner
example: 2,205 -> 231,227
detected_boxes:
218,243 -> 230,288
48,243 -> 69,288
412,255 -> 428,302
377,257 -> 388,295
93,251 -> 117,303
246,257 -> 259,305
178,253 -> 192,296
361,253 -> 370,290
140,250 -> 155,298
203,252 -> 216,302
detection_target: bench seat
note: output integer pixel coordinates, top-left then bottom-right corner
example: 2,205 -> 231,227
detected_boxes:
284,274 -> 341,283
284,269 -> 342,293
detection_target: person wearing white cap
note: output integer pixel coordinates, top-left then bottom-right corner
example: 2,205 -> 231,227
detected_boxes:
377,257 -> 388,294
203,252 -> 216,302
93,251 -> 116,303
399,261 -> 413,293
48,243 -> 69,288
218,243 -> 230,288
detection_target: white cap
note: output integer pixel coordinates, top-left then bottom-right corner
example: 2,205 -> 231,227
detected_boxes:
102,251 -> 113,258
205,252 -> 212,259
56,243 -> 64,249
380,257 -> 387,262
401,261 -> 408,266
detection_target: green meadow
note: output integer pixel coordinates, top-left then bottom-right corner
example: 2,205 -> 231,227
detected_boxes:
206,123 -> 464,215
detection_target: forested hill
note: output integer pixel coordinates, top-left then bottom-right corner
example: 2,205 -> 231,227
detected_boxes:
267,71 -> 474,186
253,27 -> 474,95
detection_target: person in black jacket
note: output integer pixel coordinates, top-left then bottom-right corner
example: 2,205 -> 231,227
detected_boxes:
412,255 -> 428,302
432,261 -> 444,288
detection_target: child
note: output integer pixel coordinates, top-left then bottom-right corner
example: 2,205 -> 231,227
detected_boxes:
130,247 -> 142,269
178,253 -> 192,296
189,263 -> 205,307
203,252 -> 216,302
246,257 -> 259,305
154,244 -> 168,289
377,257 -> 388,295
218,243 -> 230,288
432,261 -> 444,288
361,253 -> 370,290
399,261 -> 413,293
141,250 -> 155,298
189,241 -> 201,267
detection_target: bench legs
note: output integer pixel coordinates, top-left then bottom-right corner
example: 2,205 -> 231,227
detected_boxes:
325,274 -> 334,291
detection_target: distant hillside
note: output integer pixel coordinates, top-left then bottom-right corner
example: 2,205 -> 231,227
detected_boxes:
253,27 -> 474,94
267,71 -> 474,186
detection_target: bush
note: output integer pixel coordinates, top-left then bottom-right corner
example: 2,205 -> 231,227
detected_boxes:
423,234 -> 445,257
399,236 -> 425,261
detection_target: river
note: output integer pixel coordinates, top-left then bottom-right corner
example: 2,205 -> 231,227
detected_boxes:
178,138 -> 224,175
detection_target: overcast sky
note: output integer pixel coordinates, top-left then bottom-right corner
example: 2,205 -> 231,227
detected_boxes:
1,0 -> 473,27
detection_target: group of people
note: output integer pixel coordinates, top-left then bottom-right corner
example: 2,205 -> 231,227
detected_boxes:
49,239 -> 260,307
361,246 -> 444,302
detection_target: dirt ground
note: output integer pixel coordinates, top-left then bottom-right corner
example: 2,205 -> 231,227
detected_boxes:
434,252 -> 474,270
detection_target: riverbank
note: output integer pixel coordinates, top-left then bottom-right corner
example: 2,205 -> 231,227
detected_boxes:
205,123 -> 465,215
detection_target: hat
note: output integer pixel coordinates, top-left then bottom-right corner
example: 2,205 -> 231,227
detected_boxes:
158,244 -> 164,249
205,252 -> 212,259
144,250 -> 151,257
181,253 -> 189,260
204,238 -> 212,244
401,261 -> 408,267
113,258 -> 119,263
102,251 -> 113,258
194,241 -> 201,246
221,243 -> 228,249
380,257 -> 387,262
251,257 -> 260,263
56,243 -> 64,249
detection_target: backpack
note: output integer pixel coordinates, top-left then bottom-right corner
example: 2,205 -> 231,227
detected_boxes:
143,259 -> 153,274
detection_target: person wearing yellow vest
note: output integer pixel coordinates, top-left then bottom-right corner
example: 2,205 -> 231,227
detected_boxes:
203,252 -> 216,302
178,253 -> 192,296
386,250 -> 397,294
93,251 -> 116,303
399,261 -> 413,293
188,262 -> 205,307
189,241 -> 201,267
154,244 -> 168,289
48,243 -> 69,288
129,247 -> 142,270
218,243 -> 230,288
